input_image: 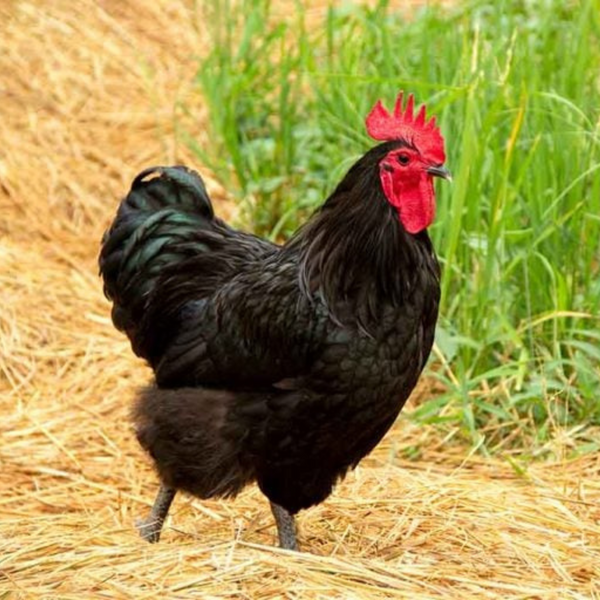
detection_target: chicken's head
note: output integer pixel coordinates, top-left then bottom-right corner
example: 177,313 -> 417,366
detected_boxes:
366,92 -> 451,234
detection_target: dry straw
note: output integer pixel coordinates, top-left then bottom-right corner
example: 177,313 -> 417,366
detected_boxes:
1,1 -> 599,598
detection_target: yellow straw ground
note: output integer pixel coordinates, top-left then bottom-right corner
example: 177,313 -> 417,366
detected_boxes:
1,2 -> 599,598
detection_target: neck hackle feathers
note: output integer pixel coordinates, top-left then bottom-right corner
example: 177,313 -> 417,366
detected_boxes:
365,91 -> 446,165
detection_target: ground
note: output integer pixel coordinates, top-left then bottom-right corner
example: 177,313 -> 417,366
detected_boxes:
1,1 -> 599,598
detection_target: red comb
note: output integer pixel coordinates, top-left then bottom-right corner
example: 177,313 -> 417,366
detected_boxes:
365,91 -> 446,164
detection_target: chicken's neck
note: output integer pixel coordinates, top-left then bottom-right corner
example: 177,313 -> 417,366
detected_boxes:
284,152 -> 439,330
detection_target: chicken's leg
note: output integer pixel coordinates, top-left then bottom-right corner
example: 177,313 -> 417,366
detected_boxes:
270,502 -> 298,550
136,485 -> 176,543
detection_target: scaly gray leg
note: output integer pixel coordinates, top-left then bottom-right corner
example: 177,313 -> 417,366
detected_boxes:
136,485 -> 176,543
270,502 -> 299,551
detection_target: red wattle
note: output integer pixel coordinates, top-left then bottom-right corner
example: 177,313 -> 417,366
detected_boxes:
379,170 -> 435,234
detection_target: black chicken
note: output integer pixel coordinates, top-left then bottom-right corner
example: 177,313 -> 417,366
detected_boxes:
99,92 -> 450,550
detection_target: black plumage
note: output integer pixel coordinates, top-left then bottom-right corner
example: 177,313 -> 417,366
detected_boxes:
99,139 -> 442,549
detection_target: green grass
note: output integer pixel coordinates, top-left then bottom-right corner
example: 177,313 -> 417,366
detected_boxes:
188,0 -> 600,454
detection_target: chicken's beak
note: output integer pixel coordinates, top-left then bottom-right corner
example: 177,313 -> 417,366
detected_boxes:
426,165 -> 452,182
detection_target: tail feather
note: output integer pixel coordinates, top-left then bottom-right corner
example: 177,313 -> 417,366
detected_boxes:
99,166 -> 214,349
118,165 -> 213,216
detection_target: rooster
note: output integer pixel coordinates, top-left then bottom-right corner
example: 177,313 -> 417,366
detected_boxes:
99,92 -> 450,550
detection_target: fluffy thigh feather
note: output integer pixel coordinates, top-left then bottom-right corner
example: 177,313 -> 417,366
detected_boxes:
133,387 -> 260,499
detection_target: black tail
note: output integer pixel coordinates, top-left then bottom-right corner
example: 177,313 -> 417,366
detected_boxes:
99,166 -> 214,354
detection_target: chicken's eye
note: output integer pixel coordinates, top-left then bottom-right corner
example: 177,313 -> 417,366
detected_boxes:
397,153 -> 410,166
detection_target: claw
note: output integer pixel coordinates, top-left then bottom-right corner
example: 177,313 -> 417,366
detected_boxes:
136,516 -> 163,544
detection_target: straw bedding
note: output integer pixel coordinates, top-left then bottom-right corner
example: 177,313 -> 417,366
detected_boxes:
1,1 -> 599,598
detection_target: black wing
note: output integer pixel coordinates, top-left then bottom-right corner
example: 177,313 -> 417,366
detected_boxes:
147,250 -> 330,389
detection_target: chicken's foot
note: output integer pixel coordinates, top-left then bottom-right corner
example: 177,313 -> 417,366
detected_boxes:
136,485 -> 176,543
270,502 -> 298,551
